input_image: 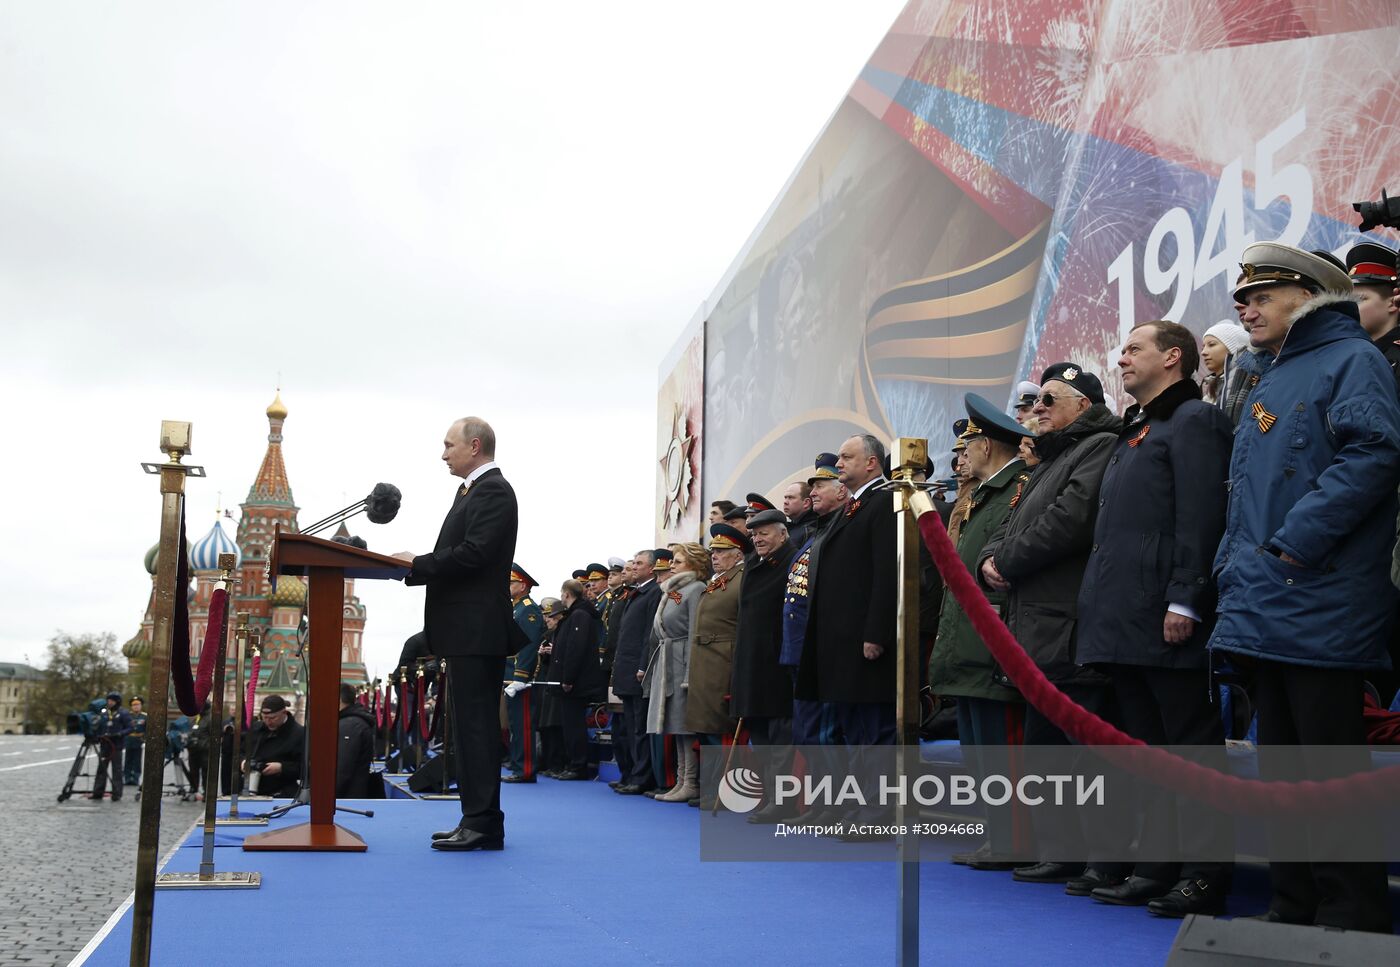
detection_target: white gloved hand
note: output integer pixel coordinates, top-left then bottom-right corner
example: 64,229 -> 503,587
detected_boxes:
504,681 -> 529,698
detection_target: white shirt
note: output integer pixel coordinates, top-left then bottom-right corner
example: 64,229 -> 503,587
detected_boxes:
850,475 -> 885,502
465,460 -> 498,488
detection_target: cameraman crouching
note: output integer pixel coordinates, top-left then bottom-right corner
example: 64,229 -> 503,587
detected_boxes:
243,695 -> 305,798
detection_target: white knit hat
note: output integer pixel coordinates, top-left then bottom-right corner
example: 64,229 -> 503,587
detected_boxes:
1204,320 -> 1250,356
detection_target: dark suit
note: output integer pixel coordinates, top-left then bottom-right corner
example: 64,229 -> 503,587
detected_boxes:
795,479 -> 897,744
609,579 -> 662,787
405,466 -> 518,837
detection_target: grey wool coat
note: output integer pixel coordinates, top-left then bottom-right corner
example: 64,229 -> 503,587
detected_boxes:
643,570 -> 704,734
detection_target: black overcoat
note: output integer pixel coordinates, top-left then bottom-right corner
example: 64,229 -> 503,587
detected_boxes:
731,540 -> 798,718
554,600 -> 608,702
406,468 -> 519,658
979,405 -> 1121,686
796,481 -> 897,704
1076,379 -> 1233,668
609,579 -> 662,696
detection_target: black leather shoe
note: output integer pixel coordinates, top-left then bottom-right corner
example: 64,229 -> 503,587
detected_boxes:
607,779 -> 623,789
431,828 -> 504,851
1013,862 -> 1085,884
1147,878 -> 1226,918
1091,875 -> 1173,906
554,769 -> 589,781
1065,868 -> 1126,896
686,796 -> 703,807
431,825 -> 464,841
644,787 -> 671,799
615,784 -> 651,796
501,774 -> 535,784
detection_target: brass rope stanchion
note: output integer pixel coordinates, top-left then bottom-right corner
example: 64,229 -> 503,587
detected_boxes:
131,421 -> 204,966
159,554 -> 262,888
888,438 -> 929,967
220,613 -> 268,826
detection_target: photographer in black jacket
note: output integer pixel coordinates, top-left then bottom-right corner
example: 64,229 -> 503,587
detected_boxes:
336,684 -> 376,797
243,695 -> 305,798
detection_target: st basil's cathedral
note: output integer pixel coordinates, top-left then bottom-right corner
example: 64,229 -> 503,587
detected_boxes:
123,394 -> 370,709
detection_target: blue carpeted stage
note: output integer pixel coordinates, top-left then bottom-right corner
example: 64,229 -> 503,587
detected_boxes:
72,779 -> 1283,967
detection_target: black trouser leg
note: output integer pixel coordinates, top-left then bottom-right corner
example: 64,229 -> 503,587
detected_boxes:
1255,661 -> 1390,932
559,695 -> 589,771
448,656 -> 505,837
1108,664 -> 1231,885
621,694 -> 653,787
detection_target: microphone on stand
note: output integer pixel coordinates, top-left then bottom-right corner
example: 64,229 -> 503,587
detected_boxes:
300,483 -> 403,538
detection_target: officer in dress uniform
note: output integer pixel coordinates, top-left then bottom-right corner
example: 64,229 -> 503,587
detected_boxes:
599,557 -> 628,672
585,563 -> 610,609
503,564 -> 544,783
123,696 -> 147,787
744,492 -> 778,519
1345,240 -> 1400,392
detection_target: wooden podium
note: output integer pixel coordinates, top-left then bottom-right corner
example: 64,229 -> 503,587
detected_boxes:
243,528 -> 409,852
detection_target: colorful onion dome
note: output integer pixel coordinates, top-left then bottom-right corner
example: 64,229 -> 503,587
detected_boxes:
189,519 -> 242,572
122,631 -> 151,660
270,574 -> 307,608
144,543 -> 160,575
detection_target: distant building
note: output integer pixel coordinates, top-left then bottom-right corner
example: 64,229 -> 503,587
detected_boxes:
123,394 -> 370,709
0,662 -> 44,734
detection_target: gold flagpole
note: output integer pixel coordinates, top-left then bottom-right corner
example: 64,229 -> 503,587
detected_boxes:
131,421 -> 203,967
890,437 -> 928,967
158,554 -> 261,889
219,611 -> 267,824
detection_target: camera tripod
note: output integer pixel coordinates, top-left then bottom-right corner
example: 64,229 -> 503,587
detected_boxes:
56,737 -> 97,802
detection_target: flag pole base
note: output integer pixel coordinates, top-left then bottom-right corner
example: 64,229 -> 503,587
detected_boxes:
155,871 -> 262,890
197,816 -> 269,827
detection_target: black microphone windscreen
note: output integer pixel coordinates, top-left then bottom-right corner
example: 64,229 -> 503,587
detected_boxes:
366,483 -> 402,524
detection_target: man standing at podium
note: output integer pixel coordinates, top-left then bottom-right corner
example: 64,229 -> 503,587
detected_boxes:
395,416 -> 519,851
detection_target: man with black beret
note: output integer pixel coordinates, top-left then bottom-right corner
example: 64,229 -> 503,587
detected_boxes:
979,362 -> 1129,885
244,695 -> 305,799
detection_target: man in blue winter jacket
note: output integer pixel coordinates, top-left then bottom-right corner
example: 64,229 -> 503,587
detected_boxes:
1211,241 -> 1400,933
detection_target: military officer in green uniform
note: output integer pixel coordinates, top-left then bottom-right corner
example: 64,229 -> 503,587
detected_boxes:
504,563 -> 544,783
929,393 -> 1032,869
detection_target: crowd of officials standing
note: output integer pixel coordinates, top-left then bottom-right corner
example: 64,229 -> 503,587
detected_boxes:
492,239 -> 1400,935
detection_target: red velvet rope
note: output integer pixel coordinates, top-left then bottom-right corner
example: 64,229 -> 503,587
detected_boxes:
244,651 -> 261,729
399,681 -> 411,731
192,587 -> 227,709
917,510 -> 1400,815
418,677 -> 431,741
385,685 -> 395,732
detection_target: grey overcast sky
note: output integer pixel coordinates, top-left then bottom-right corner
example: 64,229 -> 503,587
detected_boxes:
0,1 -> 907,680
